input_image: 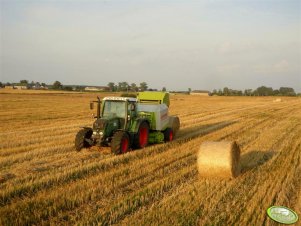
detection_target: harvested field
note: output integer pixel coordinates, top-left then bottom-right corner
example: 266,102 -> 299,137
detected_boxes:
0,91 -> 300,225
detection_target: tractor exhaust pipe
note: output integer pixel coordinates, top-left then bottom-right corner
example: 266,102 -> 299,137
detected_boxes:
97,96 -> 101,119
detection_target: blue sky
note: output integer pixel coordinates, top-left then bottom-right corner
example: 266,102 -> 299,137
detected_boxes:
0,0 -> 300,91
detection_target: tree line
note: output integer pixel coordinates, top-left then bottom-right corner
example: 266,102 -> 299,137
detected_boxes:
0,80 -> 76,91
107,82 -> 155,92
212,86 -> 298,96
0,80 -> 158,92
0,80 -> 48,88
1,80 -> 299,96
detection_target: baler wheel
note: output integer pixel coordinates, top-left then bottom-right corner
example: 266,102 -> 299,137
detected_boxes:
164,128 -> 173,142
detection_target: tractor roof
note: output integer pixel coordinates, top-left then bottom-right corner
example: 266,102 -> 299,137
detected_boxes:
103,97 -> 137,102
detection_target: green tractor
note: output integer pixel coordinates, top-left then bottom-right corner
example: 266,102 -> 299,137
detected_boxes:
75,92 -> 180,154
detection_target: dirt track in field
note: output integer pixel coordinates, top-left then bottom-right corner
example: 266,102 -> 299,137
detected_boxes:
0,91 -> 300,225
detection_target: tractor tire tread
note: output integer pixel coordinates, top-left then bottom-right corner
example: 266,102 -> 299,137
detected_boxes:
134,121 -> 149,149
111,131 -> 130,155
164,127 -> 173,142
75,128 -> 93,151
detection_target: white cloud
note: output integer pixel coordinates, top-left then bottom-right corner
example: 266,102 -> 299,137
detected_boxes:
254,60 -> 291,74
217,41 -> 262,55
218,42 -> 232,54
273,60 -> 289,72
216,64 -> 241,74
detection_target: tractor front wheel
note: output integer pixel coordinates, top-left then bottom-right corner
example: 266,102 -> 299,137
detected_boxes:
75,128 -> 93,151
111,131 -> 130,155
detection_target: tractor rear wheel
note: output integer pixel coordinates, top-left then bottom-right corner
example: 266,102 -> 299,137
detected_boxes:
111,131 -> 130,155
134,121 -> 149,149
164,128 -> 174,142
75,128 -> 93,151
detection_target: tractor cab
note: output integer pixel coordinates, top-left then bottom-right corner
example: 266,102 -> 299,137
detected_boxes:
87,97 -> 137,148
102,100 -> 126,118
101,97 -> 137,120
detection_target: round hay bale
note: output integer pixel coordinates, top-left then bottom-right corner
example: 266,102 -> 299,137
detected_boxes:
197,141 -> 241,179
273,98 -> 282,102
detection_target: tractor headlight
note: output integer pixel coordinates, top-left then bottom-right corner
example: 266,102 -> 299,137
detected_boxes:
92,131 -> 103,139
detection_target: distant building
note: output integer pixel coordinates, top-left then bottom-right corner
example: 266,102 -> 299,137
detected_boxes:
85,87 -> 99,91
5,86 -> 15,89
85,86 -> 109,92
5,84 -> 29,90
190,90 -> 210,96
32,83 -> 41,89
14,85 -> 28,90
32,84 -> 48,90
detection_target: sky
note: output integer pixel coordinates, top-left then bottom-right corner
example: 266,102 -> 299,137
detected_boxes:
0,0 -> 300,92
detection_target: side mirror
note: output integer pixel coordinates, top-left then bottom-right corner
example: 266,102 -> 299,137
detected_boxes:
130,103 -> 135,111
90,102 -> 94,110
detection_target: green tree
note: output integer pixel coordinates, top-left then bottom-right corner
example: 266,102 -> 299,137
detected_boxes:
162,87 -> 166,92
279,87 -> 295,96
139,82 -> 148,91
256,86 -> 273,96
117,82 -> 122,91
130,83 -> 138,92
117,82 -> 128,92
273,89 -> 280,96
223,87 -> 230,96
20,80 -> 28,84
63,86 -> 73,91
53,81 -> 63,90
74,86 -> 81,91
0,82 -> 3,88
244,89 -> 252,96
122,82 -> 129,92
188,88 -> 191,93
107,82 -> 115,92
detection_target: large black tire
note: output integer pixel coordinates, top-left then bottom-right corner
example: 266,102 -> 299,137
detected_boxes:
164,128 -> 174,142
111,131 -> 130,155
75,128 -> 93,151
134,121 -> 149,149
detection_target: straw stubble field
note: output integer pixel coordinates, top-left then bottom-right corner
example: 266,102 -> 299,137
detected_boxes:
0,90 -> 300,225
